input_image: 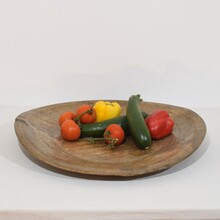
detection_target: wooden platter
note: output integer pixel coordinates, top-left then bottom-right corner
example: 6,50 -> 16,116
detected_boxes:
14,100 -> 206,179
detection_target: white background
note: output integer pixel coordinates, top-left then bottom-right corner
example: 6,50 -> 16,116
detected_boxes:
0,0 -> 220,216
1,0 -> 220,108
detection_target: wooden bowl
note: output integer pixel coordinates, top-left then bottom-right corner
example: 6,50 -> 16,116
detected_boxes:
14,101 -> 206,179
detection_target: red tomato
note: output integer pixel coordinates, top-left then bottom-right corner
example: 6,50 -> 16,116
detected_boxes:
60,119 -> 81,141
58,111 -> 76,127
104,124 -> 125,147
76,104 -> 96,124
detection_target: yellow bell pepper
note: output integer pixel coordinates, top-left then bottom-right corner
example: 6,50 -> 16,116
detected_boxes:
93,101 -> 121,122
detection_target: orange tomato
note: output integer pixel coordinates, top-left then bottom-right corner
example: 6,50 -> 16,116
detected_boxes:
59,111 -> 76,126
104,124 -> 125,146
60,119 -> 81,141
76,104 -> 96,124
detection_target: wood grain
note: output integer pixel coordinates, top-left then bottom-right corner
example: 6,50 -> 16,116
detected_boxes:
14,100 -> 206,179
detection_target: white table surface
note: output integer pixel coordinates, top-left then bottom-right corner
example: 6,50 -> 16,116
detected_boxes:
1,0 -> 220,219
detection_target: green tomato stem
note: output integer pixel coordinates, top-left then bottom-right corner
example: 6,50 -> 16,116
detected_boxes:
85,136 -> 118,149
74,108 -> 94,125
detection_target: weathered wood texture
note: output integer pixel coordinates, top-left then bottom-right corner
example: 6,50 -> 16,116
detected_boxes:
14,100 -> 206,179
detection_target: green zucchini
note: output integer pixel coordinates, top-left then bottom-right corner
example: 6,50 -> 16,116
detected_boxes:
126,94 -> 152,149
80,112 -> 148,138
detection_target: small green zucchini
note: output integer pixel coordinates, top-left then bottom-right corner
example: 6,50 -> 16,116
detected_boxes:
126,94 -> 152,149
80,112 -> 148,138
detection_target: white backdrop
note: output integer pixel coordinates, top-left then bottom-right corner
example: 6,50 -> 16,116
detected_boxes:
1,1 -> 220,217
0,0 -> 220,108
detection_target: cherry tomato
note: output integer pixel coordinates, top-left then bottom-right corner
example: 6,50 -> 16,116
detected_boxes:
104,124 -> 125,147
59,111 -> 76,127
60,119 -> 81,141
76,104 -> 96,124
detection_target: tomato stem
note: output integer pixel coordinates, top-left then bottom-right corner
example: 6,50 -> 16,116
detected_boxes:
74,108 -> 94,125
85,136 -> 118,149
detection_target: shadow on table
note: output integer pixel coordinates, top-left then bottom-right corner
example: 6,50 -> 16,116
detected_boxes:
0,120 -> 210,181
